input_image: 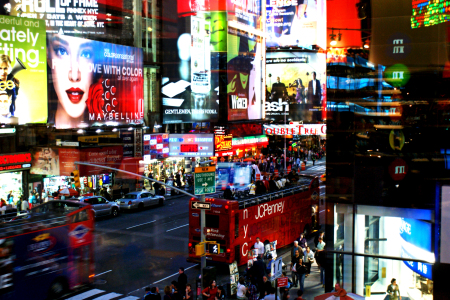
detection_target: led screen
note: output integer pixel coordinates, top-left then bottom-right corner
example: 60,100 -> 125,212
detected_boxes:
0,15 -> 47,125
411,0 -> 450,28
47,33 -> 144,129
266,0 -> 326,48
266,51 -> 326,123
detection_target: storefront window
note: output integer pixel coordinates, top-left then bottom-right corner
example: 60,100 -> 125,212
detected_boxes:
0,172 -> 23,203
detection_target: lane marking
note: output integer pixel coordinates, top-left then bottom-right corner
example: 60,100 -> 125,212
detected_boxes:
92,292 -> 122,300
64,289 -> 105,300
128,264 -> 198,296
166,224 -> 189,232
152,264 -> 198,284
126,220 -> 156,230
121,297 -> 140,300
95,270 -> 112,277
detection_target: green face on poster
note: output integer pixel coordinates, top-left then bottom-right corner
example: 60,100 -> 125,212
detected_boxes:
0,15 -> 47,124
210,12 -> 227,52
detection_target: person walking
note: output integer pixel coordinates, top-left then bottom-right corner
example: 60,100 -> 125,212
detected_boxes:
21,197 -> 30,212
163,286 -> 172,300
178,267 -> 187,294
254,237 -> 265,258
303,247 -> 314,277
291,249 -> 301,287
296,233 -> 307,251
386,278 -> 402,300
296,258 -> 307,292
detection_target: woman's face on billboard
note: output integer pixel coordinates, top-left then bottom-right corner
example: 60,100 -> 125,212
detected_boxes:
48,35 -> 94,118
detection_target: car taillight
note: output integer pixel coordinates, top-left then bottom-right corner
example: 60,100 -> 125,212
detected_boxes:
128,201 -> 132,205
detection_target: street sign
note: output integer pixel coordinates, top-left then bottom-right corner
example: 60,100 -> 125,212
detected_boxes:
311,191 -> 319,201
191,201 -> 211,210
194,167 -> 216,195
271,257 -> 283,279
277,277 -> 288,288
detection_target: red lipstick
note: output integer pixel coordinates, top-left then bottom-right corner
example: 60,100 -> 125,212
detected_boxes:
66,88 -> 84,104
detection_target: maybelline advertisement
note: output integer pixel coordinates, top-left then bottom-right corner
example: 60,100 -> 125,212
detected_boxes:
3,0 -> 106,35
266,51 -> 326,123
227,27 -> 263,121
0,15 -> 47,124
161,12 -> 220,124
47,33 -> 144,129
266,0 -> 326,49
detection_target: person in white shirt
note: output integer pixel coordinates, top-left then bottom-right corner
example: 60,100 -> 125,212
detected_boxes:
254,237 -> 265,258
236,277 -> 247,300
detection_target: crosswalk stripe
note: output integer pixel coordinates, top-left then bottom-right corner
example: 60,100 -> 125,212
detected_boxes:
64,289 -> 105,300
120,297 -> 140,300
92,292 -> 123,300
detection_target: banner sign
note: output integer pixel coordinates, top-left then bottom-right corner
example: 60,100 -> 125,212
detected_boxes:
0,15 -> 47,125
31,147 -> 80,176
8,0 -> 106,36
120,130 -> 135,158
47,33 -> 144,129
79,146 -> 123,176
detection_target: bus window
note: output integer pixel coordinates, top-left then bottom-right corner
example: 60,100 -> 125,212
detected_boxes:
205,214 -> 220,228
235,214 -> 239,238
71,210 -> 90,223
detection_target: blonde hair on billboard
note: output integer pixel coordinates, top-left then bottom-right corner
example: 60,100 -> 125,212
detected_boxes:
0,54 -> 11,66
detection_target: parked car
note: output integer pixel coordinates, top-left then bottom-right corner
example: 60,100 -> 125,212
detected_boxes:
79,196 -> 120,217
118,191 -> 165,210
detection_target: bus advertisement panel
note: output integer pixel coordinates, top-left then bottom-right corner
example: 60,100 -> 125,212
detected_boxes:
188,176 -> 320,265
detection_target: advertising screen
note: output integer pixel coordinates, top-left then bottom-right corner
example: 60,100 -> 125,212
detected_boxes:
30,147 -> 80,176
161,12 -> 219,124
4,0 -> 106,35
0,15 -> 47,125
227,27 -> 263,121
266,0 -> 326,49
266,51 -> 326,123
143,133 -> 169,160
47,34 -> 144,129
411,0 -> 449,28
169,134 -> 214,157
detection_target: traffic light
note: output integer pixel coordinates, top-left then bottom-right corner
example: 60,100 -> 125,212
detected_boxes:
195,244 -> 205,256
207,242 -> 220,255
72,170 -> 81,188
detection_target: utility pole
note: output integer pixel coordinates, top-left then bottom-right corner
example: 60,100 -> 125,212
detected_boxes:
200,193 -> 206,278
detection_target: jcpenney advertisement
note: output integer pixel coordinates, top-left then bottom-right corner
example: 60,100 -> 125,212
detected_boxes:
266,51 -> 326,123
47,33 -> 144,129
227,27 -> 263,121
4,0 -> 106,36
266,0 -> 326,49
0,15 -> 47,124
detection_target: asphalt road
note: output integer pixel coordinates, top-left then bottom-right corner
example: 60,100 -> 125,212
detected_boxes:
62,160 -> 326,300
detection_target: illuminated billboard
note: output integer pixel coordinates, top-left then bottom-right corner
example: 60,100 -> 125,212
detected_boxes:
411,0 -> 450,28
0,15 -> 47,125
169,134 -> 214,157
266,0 -> 326,49
227,28 -> 263,121
143,133 -> 169,161
5,0 -> 106,35
266,51 -> 326,123
161,12 -> 220,124
47,33 -> 144,129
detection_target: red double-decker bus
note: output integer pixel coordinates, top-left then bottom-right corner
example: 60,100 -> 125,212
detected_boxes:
188,176 -> 320,265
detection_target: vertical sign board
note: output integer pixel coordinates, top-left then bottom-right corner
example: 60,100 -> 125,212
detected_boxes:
194,166 -> 216,195
441,186 -> 450,263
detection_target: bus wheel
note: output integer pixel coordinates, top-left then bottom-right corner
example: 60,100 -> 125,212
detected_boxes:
48,278 -> 67,299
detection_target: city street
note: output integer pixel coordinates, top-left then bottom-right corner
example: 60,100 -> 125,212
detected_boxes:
62,161 -> 326,300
